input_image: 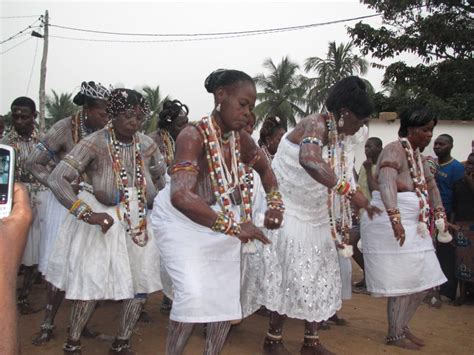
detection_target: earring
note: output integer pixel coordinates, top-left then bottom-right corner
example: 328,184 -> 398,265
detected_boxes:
216,103 -> 221,112
338,115 -> 344,128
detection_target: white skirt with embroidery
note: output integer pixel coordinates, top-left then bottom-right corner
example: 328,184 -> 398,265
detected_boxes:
38,189 -> 68,275
45,189 -> 162,300
151,184 -> 242,323
361,191 -> 447,297
241,136 -> 342,322
22,187 -> 49,266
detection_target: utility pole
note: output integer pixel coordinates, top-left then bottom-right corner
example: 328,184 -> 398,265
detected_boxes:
38,10 -> 49,134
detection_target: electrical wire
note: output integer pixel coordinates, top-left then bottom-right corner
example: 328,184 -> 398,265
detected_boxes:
49,13 -> 380,38
0,15 -> 41,19
0,37 -> 32,55
0,18 -> 41,45
26,38 -> 40,95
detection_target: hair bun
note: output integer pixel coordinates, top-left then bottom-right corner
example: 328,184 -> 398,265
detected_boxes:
204,69 -> 227,93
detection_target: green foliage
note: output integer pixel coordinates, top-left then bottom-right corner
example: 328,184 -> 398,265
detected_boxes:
141,85 -> 170,133
253,56 -> 306,127
45,90 -> 77,128
304,41 -> 369,114
348,0 -> 473,120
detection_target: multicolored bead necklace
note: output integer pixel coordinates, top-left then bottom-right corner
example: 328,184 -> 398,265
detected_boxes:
399,137 -> 430,234
8,127 -> 39,182
106,125 -> 148,246
157,129 -> 175,166
196,116 -> 252,221
325,113 -> 352,247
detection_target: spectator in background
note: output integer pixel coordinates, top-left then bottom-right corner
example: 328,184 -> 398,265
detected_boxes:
352,137 -> 383,291
452,152 -> 474,305
433,134 -> 465,302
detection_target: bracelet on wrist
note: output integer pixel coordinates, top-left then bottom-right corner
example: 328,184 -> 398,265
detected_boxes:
211,212 -> 241,236
69,199 -> 93,221
333,179 -> 351,196
386,208 -> 401,225
266,191 -> 285,213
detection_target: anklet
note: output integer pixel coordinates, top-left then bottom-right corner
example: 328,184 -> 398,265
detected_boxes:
266,332 -> 283,340
385,333 -> 406,343
111,342 -> 131,352
63,342 -> 82,352
302,339 -> 321,348
40,323 -> 55,331
303,334 -> 320,340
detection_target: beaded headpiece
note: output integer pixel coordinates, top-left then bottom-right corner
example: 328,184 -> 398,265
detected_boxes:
106,89 -> 150,119
73,81 -> 111,106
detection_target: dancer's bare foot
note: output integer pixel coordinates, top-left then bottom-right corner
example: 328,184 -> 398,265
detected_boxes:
404,328 -> 425,347
318,321 -> 330,330
300,341 -> 335,355
17,298 -> 40,315
386,337 -> 420,351
328,314 -> 348,326
32,324 -> 54,346
263,337 -> 291,355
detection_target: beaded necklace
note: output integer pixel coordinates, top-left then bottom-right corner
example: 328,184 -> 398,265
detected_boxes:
8,128 -> 39,182
261,144 -> 274,163
157,129 -> 175,166
399,137 -> 430,235
196,116 -> 252,221
325,113 -> 352,246
106,125 -> 148,246
71,111 -> 94,144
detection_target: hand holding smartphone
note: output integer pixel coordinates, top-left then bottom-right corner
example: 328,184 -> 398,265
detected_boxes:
0,144 -> 15,218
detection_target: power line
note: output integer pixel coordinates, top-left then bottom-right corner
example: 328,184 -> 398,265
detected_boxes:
0,37 -> 32,55
0,18 -> 41,45
26,38 -> 40,95
49,13 -> 380,38
0,15 -> 41,19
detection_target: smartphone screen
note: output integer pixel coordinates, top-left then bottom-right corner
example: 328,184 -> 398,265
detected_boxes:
0,148 -> 11,205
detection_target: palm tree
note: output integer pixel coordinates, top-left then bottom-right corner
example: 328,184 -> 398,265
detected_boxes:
254,56 -> 306,127
45,90 -> 77,129
304,41 -> 370,113
141,85 -> 170,133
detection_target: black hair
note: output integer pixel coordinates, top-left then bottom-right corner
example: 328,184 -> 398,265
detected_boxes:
367,137 -> 383,148
158,99 -> 189,130
398,105 -> 438,137
259,115 -> 288,147
11,96 -> 36,113
438,133 -> 453,145
204,69 -> 254,93
73,81 -> 108,107
325,76 -> 373,120
106,88 -> 150,118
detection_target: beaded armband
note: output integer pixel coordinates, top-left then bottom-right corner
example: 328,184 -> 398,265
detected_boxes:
387,208 -> 401,225
69,199 -> 93,222
433,206 -> 447,220
247,153 -> 261,169
300,136 -> 323,148
211,212 -> 241,236
333,179 -> 352,196
36,141 -> 55,159
169,161 -> 199,175
266,191 -> 285,213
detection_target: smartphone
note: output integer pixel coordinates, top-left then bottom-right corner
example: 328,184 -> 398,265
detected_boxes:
0,144 -> 15,218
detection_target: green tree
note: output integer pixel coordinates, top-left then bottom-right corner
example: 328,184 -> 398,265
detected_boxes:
141,85 -> 170,133
254,56 -> 306,127
348,0 -> 474,120
45,90 -> 76,128
304,41 -> 370,114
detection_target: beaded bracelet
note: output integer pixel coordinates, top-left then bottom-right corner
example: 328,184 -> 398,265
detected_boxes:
387,208 -> 401,225
170,161 -> 199,175
266,191 -> 285,213
69,199 -> 93,221
300,136 -> 323,147
333,179 -> 351,195
211,212 -> 241,236
433,206 -> 446,220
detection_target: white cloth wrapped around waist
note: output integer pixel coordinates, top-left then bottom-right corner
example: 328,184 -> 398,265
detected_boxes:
361,191 -> 435,254
46,189 -> 161,301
